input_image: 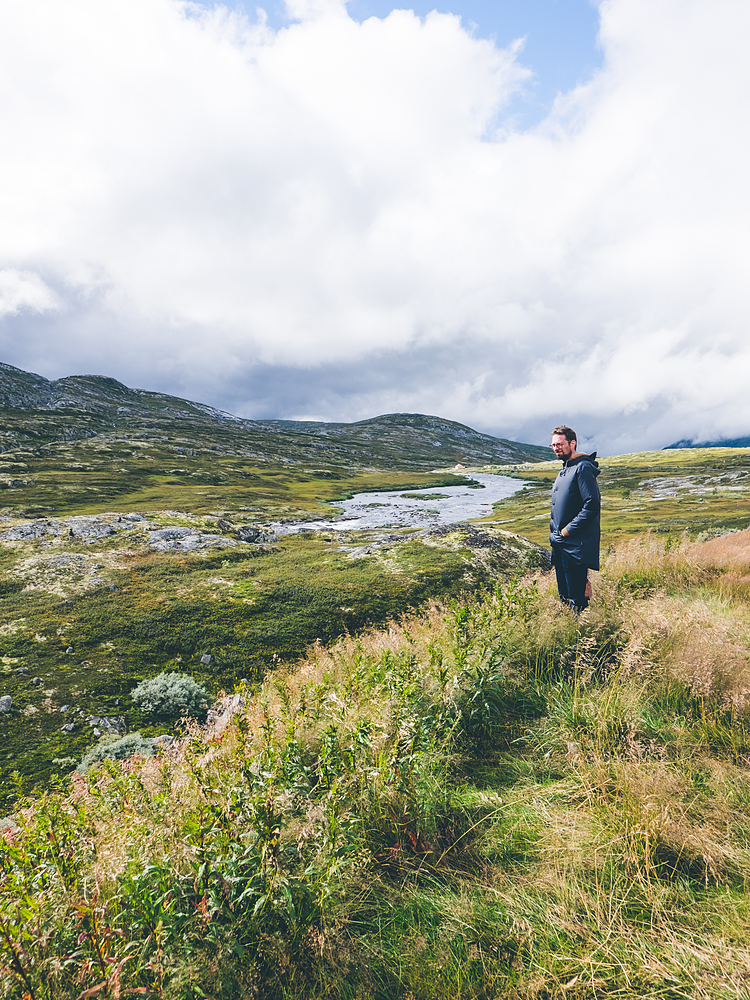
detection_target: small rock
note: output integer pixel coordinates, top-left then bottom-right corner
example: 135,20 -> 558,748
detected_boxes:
107,716 -> 127,735
0,695 -> 13,713
32,676 -> 42,686
15,666 -> 28,674
236,526 -> 260,542
93,727 -> 101,737
225,693 -> 243,713
65,647 -> 74,654
200,653 -> 212,665
86,714 -> 127,736
124,512 -> 145,521
60,704 -> 69,713
61,723 -> 75,733
153,734 -> 175,749
236,526 -> 279,543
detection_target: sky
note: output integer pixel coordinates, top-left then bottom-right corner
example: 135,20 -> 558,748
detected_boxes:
1,0 -> 749,455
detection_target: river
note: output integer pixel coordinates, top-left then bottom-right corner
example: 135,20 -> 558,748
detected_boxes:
278,472 -> 527,533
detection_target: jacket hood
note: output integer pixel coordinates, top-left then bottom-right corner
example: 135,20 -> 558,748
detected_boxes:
564,451 -> 600,475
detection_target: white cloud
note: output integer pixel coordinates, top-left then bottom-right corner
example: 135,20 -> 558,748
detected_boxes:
0,0 -> 749,450
0,270 -> 59,318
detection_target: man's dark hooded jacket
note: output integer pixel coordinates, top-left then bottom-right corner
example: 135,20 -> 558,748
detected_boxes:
549,453 -> 601,570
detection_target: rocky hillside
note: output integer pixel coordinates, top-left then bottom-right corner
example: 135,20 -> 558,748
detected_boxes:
0,362 -> 549,469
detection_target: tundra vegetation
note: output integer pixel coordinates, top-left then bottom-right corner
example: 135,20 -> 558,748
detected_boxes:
3,533 -> 750,998
0,364 -> 550,804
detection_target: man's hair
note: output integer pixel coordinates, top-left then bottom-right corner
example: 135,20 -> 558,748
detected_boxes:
551,425 -> 577,443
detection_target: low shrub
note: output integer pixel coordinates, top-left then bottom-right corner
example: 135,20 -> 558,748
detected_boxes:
77,732 -> 156,772
131,670 -> 211,720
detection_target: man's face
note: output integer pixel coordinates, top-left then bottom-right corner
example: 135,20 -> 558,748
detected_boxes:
551,434 -> 575,460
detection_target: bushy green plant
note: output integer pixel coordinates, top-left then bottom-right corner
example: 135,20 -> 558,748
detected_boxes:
131,671 -> 211,720
77,732 -> 156,773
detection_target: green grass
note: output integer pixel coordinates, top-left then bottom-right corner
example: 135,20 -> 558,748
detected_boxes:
1,435 -> 476,518
4,551 -> 750,998
0,525 -> 543,809
3,441 -> 750,812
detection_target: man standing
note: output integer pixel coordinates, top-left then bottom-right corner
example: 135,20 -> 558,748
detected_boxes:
549,425 -> 601,613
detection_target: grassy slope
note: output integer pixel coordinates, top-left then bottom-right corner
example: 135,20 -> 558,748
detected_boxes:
0,409 -> 483,519
0,514 -> 546,810
0,374 -> 550,805
2,439 -> 750,807
3,535 -> 750,998
482,447 -> 750,547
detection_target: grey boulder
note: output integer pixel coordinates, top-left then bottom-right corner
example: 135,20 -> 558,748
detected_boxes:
237,526 -> 278,543
148,527 -> 238,552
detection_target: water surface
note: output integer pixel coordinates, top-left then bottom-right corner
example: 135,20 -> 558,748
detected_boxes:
280,473 -> 527,533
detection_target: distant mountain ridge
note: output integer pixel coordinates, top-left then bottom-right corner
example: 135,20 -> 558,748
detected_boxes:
665,437 -> 750,450
0,361 -> 550,468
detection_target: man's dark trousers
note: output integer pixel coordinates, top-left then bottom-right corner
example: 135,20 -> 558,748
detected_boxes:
551,544 -> 589,612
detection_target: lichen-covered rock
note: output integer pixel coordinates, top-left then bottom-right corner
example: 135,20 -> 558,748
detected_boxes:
236,525 -> 278,543
148,527 -> 238,552
149,527 -> 192,541
0,520 -> 52,540
65,517 -> 116,542
0,515 -> 117,544
0,695 -> 12,713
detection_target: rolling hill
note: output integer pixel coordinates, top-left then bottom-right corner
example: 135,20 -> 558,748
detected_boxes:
0,360 -> 549,470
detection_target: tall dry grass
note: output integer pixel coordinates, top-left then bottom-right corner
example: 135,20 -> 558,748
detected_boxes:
596,532 -> 750,710
4,539 -> 750,999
